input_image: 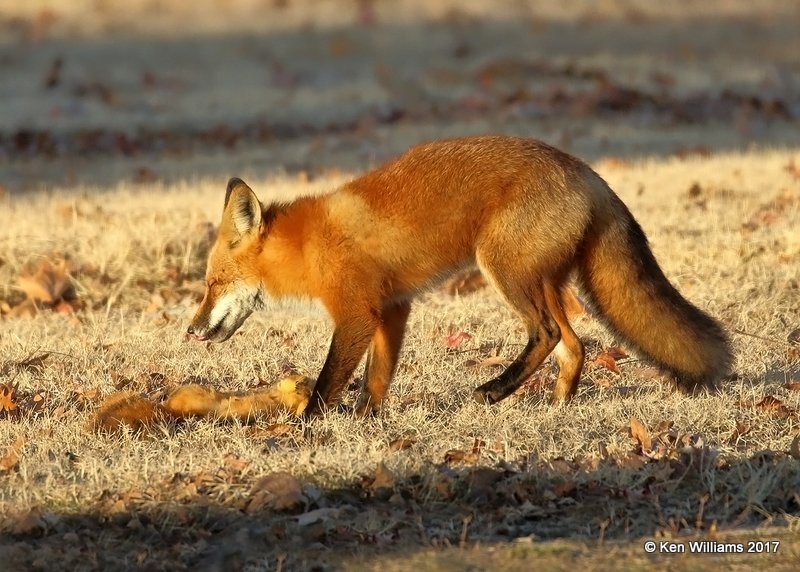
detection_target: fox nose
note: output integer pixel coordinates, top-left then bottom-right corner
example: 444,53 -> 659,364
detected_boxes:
186,325 -> 200,340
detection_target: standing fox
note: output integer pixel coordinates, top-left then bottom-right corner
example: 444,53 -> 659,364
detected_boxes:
187,135 -> 732,417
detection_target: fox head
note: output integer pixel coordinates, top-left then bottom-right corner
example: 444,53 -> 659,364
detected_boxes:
187,178 -> 269,343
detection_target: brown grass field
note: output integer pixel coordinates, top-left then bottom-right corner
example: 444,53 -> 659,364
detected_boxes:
1,1 -> 799,570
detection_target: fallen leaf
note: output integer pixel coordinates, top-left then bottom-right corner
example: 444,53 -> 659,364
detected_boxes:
247,423 -> 294,439
10,508 -> 49,536
629,417 -> 652,451
444,449 -> 479,465
0,384 -> 19,414
516,373 -> 549,395
1,353 -> 50,375
371,462 -> 395,491
790,436 -> 800,460
784,161 -> 800,181
654,420 -> 674,433
467,467 -> 503,500
111,372 -> 135,391
17,258 -> 75,304
444,331 -> 472,350
553,480 -> 577,498
592,349 -> 623,373
388,437 -> 417,452
740,395 -> 794,418
27,392 -> 47,413
729,422 -> 751,444
222,454 -> 250,474
248,472 -> 305,513
783,381 -> 800,392
0,437 -> 24,473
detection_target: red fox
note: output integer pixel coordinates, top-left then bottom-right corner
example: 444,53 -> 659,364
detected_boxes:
187,135 -> 732,417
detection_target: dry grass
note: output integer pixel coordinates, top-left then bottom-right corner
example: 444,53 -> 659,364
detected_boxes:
1,0 -> 799,570
1,149 -> 799,569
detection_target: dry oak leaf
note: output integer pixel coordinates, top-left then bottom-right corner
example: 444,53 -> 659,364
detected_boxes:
0,437 -> 25,473
388,437 -> 417,452
247,471 -> 305,513
629,417 -> 652,451
1,352 -> 50,376
0,384 -> 19,414
371,462 -> 396,491
222,454 -> 251,475
444,449 -> 479,465
739,395 -> 795,418
17,257 -> 75,304
729,422 -> 752,444
9,508 -> 58,536
592,347 -> 628,374
444,331 -> 472,350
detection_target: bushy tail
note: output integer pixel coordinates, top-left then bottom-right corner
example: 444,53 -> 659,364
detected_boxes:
576,193 -> 732,388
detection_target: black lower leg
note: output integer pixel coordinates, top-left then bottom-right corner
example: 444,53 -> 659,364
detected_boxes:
473,340 -> 535,405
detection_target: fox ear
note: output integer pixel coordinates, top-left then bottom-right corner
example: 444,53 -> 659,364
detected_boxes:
224,177 -> 262,237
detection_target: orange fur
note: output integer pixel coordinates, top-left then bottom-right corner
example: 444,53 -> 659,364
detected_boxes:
90,376 -> 312,432
188,135 -> 732,416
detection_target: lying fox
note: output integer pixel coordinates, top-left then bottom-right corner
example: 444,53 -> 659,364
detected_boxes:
187,135 -> 732,417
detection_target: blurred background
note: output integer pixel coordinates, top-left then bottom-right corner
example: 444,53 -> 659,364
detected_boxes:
1,0 -> 798,191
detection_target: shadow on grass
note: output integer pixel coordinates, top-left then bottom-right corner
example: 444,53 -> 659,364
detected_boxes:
2,8 -> 800,190
2,445 -> 798,571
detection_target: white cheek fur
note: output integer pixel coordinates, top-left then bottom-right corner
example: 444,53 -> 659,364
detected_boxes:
259,293 -> 329,318
208,292 -> 237,328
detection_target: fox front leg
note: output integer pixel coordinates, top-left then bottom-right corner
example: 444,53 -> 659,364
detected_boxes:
355,301 -> 411,417
304,313 -> 379,417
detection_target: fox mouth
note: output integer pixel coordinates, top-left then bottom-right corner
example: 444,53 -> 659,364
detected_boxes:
188,319 -> 232,342
188,307 -> 253,343
188,286 -> 260,343
188,321 -> 220,342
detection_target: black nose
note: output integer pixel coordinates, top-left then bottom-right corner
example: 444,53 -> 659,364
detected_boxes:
187,325 -> 195,335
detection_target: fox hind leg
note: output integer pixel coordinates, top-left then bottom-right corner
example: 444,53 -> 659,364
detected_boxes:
472,259 -> 562,405
545,284 -> 585,402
